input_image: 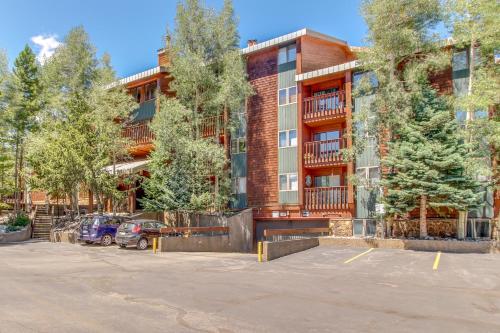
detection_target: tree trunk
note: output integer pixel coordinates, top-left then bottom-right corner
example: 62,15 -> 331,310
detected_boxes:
466,42 -> 475,129
13,137 -> 20,214
419,195 -> 428,238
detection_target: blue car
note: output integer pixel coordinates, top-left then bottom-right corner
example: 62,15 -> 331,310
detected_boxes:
79,215 -> 131,246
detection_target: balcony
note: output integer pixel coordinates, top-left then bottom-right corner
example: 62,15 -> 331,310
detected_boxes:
304,138 -> 346,168
122,121 -> 154,146
200,114 -> 225,138
303,90 -> 346,125
304,186 -> 348,210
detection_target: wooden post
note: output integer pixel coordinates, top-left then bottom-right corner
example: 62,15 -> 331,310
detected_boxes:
457,211 -> 467,240
128,189 -> 136,214
344,72 -> 354,214
419,195 -> 428,238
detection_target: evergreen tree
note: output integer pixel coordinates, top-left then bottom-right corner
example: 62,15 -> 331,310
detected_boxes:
28,27 -> 136,213
142,0 -> 252,213
3,45 -> 42,213
0,50 -> 15,201
382,80 -> 481,237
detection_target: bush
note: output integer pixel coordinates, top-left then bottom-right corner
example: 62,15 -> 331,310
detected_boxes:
7,213 -> 31,228
0,202 -> 11,212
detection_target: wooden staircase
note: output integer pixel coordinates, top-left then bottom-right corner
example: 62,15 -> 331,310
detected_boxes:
32,205 -> 52,240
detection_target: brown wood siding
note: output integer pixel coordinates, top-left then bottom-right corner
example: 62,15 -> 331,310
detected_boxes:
300,36 -> 354,74
246,48 -> 279,207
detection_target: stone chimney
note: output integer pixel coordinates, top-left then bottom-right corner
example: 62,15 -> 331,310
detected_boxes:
247,39 -> 257,47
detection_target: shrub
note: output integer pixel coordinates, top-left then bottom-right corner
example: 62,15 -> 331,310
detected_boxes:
0,202 -> 11,212
7,214 -> 31,228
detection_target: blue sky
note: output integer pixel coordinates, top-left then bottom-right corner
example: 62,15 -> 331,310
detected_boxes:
0,0 -> 367,78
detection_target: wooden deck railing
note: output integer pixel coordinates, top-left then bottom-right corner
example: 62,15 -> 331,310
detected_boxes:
304,186 -> 348,210
122,121 -> 154,146
304,138 -> 345,166
200,114 -> 225,138
303,91 -> 346,121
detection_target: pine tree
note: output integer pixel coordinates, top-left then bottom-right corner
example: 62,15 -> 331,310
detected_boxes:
28,27 -> 136,213
382,81 -> 481,237
142,0 -> 252,213
3,45 -> 42,213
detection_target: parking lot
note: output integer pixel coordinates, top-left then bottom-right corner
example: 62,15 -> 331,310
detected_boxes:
1,241 -> 499,333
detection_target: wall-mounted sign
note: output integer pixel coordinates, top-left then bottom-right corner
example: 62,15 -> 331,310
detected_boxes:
375,203 -> 385,215
279,211 -> 288,217
305,175 -> 312,187
272,211 -> 279,218
302,210 -> 310,217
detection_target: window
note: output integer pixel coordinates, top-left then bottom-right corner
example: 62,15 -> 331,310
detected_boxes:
145,82 -> 157,101
453,51 -> 468,71
278,130 -> 297,148
131,87 -> 141,103
278,44 -> 297,65
232,112 -> 246,138
313,130 -> 341,155
314,175 -> 340,187
353,219 -> 377,237
356,166 -> 380,186
279,173 -> 298,191
231,138 -> 246,154
278,86 -> 297,106
232,177 -> 247,194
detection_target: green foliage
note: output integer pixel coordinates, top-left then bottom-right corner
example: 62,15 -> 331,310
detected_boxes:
0,202 -> 11,211
27,27 -> 136,211
143,0 -> 251,213
446,0 -> 500,182
141,97 -> 230,212
382,82 -> 481,215
2,45 -> 43,212
6,213 -> 30,232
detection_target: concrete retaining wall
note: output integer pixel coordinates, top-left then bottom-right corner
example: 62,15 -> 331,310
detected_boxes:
0,225 -> 32,243
159,209 -> 254,253
263,238 -> 319,261
318,237 -> 497,254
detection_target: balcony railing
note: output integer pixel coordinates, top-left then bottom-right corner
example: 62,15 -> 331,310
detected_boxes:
304,138 -> 345,167
303,91 -> 346,122
304,186 -> 348,210
122,121 -> 154,146
200,114 -> 225,138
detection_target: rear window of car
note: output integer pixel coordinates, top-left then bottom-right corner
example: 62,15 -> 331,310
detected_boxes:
119,222 -> 136,231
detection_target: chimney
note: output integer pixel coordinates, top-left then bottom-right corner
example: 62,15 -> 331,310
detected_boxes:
247,39 -> 257,47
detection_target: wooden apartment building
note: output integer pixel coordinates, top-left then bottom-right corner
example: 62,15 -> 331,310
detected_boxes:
30,28 -> 499,239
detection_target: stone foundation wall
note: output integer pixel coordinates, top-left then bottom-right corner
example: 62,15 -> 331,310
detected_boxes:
390,219 -> 457,238
330,219 -> 353,237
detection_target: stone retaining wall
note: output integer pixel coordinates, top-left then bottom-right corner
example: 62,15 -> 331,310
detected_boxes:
50,230 -> 79,244
319,237 -> 497,253
0,225 -> 32,243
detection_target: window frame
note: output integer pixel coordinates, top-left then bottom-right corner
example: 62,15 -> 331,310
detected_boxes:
278,129 -> 297,148
278,86 -> 298,106
231,176 -> 247,194
356,166 -> 380,186
279,173 -> 298,192
231,137 -> 246,154
278,44 -> 297,65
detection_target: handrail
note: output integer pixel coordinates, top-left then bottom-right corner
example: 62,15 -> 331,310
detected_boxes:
200,114 -> 225,138
303,90 -> 346,120
304,186 -> 348,210
122,121 -> 154,145
304,138 -> 345,165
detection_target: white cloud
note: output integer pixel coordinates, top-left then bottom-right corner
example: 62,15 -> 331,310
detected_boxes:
31,35 -> 62,64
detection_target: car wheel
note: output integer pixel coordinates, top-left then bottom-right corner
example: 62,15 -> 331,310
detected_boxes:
85,241 -> 92,244
101,234 -> 113,247
137,238 -> 148,250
